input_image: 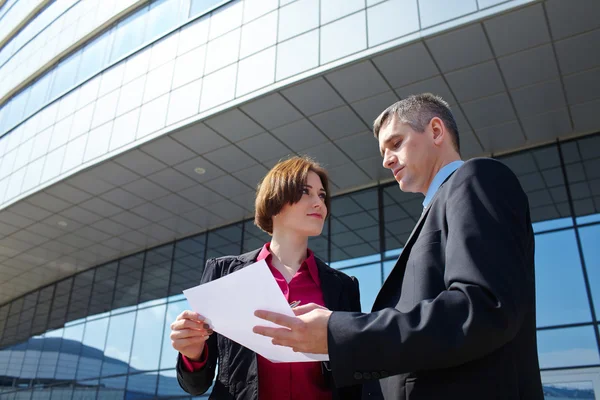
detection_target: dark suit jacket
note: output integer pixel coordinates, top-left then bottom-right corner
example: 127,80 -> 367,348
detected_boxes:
327,158 -> 544,400
177,248 -> 363,400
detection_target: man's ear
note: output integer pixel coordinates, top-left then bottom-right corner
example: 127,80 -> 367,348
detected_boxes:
430,117 -> 445,146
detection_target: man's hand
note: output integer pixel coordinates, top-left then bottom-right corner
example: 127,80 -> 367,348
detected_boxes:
253,303 -> 332,354
170,310 -> 213,361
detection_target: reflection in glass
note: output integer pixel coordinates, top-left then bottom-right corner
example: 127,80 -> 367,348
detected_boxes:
159,301 -> 188,370
157,369 -> 192,398
542,381 -> 595,399
145,0 -> 183,41
20,335 -> 44,378
535,229 -> 592,326
537,326 -> 600,368
98,375 -> 127,399
170,234 -> 206,296
88,262 -> 118,318
139,244 -> 172,306
382,186 -> 421,253
242,220 -> 270,253
48,279 -> 73,330
129,305 -> 167,372
102,312 -> 135,377
36,329 -> 63,379
579,224 -> 600,316
339,264 -> 382,312
206,224 -> 242,259
54,323 -> 84,380
6,341 -> 26,377
67,270 -> 95,322
113,253 -> 144,311
110,7 -> 148,63
31,286 -> 54,337
77,318 -> 109,380
77,31 -> 113,81
49,51 -> 82,99
127,372 -> 159,398
190,0 -> 224,17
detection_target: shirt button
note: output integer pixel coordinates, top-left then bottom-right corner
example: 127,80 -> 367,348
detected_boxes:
363,372 -> 372,380
372,372 -> 380,379
381,371 -> 389,378
353,372 -> 363,380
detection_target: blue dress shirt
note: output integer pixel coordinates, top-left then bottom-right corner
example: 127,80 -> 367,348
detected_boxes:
422,160 -> 464,208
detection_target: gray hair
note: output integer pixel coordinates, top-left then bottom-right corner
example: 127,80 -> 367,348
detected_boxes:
373,93 -> 460,153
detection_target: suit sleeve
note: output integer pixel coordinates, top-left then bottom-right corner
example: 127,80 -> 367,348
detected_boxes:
176,258 -> 221,395
327,160 -> 534,387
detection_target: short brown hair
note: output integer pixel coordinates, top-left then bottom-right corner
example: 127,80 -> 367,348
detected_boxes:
254,156 -> 331,234
373,93 -> 460,153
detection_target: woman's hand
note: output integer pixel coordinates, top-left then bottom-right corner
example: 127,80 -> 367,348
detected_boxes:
170,310 -> 213,361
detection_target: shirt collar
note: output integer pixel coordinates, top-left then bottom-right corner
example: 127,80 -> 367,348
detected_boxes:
257,243 -> 321,286
423,160 -> 464,208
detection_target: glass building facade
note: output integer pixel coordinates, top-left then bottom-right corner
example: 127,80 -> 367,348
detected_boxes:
1,136 -> 599,399
1,0 -> 600,399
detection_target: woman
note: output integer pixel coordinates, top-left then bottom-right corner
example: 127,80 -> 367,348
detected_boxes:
170,156 -> 362,400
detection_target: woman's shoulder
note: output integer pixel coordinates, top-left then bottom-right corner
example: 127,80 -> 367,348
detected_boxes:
203,248 -> 262,280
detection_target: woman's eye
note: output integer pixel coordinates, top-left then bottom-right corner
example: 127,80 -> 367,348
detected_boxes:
319,194 -> 326,200
301,188 -> 309,195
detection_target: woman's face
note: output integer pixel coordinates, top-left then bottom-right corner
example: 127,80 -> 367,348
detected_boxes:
273,171 -> 327,237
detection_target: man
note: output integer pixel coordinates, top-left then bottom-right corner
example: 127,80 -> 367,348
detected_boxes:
254,93 -> 543,399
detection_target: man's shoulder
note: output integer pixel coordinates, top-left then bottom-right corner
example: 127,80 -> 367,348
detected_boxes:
452,157 -> 517,184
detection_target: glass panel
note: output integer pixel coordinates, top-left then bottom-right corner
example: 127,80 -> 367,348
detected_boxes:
101,311 -> 135,377
190,0 -> 223,17
6,341 -> 27,378
330,189 -> 380,265
0,347 -> 11,376
3,298 -> 24,346
560,137 -> 600,219
31,286 -> 54,336
54,323 -> 84,380
535,229 -> 592,326
77,30 -> 113,81
170,234 -> 206,296
71,380 -> 98,400
20,335 -> 44,379
159,300 -> 188,369
50,386 -> 73,400
88,262 -> 118,318
206,223 -> 242,259
24,72 -> 53,117
157,369 -> 189,398
542,381 -> 595,400
126,372 -> 158,398
139,244 -> 173,306
537,326 -> 600,368
110,7 -> 148,63
76,317 -> 109,380
113,253 -> 144,311
579,224 -> 600,316
98,375 -> 126,400
129,304 -> 167,372
16,292 -> 38,343
309,216 -> 329,263
36,329 -> 63,379
48,279 -> 73,330
49,51 -> 82,99
145,0 -> 182,41
532,217 -> 573,233
339,264 -> 381,312
67,269 -> 95,322
242,220 -> 270,253
382,185 -> 421,253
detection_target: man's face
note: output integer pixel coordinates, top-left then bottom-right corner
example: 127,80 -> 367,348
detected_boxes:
378,116 -> 437,195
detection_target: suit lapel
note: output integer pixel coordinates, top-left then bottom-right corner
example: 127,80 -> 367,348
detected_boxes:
317,260 -> 343,310
372,172 -> 455,311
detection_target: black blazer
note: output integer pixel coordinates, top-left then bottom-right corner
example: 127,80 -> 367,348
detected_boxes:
327,158 -> 544,400
177,248 -> 362,400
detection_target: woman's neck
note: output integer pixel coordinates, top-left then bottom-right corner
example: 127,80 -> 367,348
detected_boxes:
269,230 -> 308,281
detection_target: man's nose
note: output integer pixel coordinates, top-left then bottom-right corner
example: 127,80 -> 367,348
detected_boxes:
382,150 -> 395,169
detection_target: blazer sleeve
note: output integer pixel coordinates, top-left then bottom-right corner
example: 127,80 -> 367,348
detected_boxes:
176,258 -> 221,395
327,159 -> 535,387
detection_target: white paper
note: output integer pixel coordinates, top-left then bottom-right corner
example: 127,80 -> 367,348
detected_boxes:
183,259 -> 329,363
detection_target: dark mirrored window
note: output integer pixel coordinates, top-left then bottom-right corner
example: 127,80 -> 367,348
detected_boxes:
535,229 -> 592,327
157,369 -> 190,398
139,244 -> 173,306
3,297 -> 24,346
382,185 -> 421,254
6,340 -> 26,377
31,286 -> 54,336
206,224 -> 242,259
127,372 -> 159,398
113,253 -> 144,311
16,291 -> 37,343
35,329 -> 63,379
242,220 -> 270,253
88,262 -> 118,318
309,218 -> 329,263
48,278 -> 73,330
98,375 -> 127,399
170,234 -> 206,296
20,335 -> 44,379
67,270 -> 95,322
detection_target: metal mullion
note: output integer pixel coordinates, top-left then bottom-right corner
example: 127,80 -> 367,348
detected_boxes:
557,139 -> 600,359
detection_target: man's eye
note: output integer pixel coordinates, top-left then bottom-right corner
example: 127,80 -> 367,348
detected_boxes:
394,141 -> 402,148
